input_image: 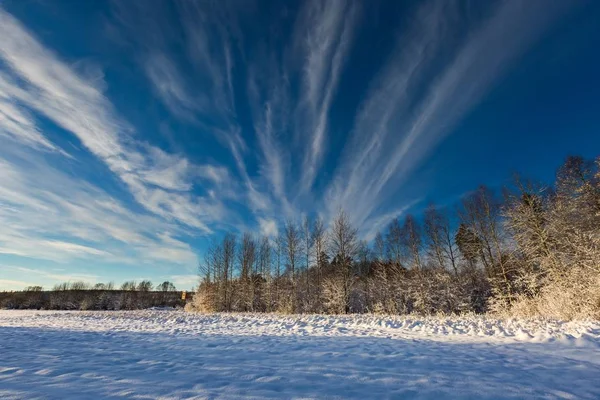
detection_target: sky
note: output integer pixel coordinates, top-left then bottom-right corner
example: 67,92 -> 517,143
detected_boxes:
1,0 -> 600,291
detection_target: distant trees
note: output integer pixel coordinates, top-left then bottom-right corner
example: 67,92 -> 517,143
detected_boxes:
137,280 -> 153,292
1,281 -> 181,310
157,281 -> 176,292
189,155 -> 600,320
93,282 -> 115,290
121,281 -> 137,291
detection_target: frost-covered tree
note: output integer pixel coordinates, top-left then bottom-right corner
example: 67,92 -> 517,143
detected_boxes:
182,154 -> 599,319
424,205 -> 459,276
238,233 -> 257,311
284,220 -> 301,312
325,210 -> 358,313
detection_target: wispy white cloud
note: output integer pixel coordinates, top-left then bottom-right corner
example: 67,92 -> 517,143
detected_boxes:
0,73 -> 67,154
0,265 -> 105,290
144,52 -> 202,121
0,6 -> 247,273
242,0 -> 360,219
177,1 -> 233,114
296,0 -> 360,192
169,274 -> 199,290
6,266 -> 99,285
360,201 -> 421,243
0,153 -> 197,266
324,1 -> 450,226
110,0 -> 265,220
325,0 -> 576,230
0,0 -> 576,275
195,164 -> 230,185
224,128 -> 271,212
245,67 -> 295,218
258,217 -> 279,238
105,0 -> 575,239
373,0 -> 574,201
111,0 -> 362,227
0,7 -> 228,235
0,278 -> 36,291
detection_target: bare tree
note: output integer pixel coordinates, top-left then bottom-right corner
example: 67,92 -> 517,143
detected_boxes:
120,281 -> 136,291
222,233 -> 236,311
374,231 -> 385,262
258,236 -> 272,311
302,216 -> 313,308
284,221 -> 301,312
326,210 -> 358,313
137,280 -> 153,292
402,215 -> 422,270
238,233 -> 257,311
386,217 -> 404,268
157,281 -> 176,292
424,205 -> 459,276
272,233 -> 285,309
312,216 -> 327,306
460,186 -> 513,303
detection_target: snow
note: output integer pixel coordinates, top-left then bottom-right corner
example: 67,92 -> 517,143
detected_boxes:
1,310 -> 599,399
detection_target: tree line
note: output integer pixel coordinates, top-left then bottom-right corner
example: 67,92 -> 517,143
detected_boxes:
191,155 -> 600,320
1,280 -> 182,310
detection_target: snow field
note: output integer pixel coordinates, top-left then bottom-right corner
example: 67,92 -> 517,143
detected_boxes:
1,310 -> 599,399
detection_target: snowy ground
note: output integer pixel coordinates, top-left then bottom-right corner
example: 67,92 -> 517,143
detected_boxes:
1,310 -> 599,399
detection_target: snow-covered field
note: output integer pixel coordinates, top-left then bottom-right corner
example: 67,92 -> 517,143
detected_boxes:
1,310 -> 599,399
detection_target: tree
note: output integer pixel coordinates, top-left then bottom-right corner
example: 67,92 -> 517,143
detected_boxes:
386,217 -> 404,268
157,281 -> 176,292
326,209 -> 359,313
460,187 -> 512,287
182,153 -> 599,319
197,238 -> 222,311
356,240 -> 372,311
137,280 -> 153,292
71,281 -> 90,291
222,233 -> 236,311
121,281 -> 137,291
371,230 -> 394,313
258,236 -> 272,311
424,205 -> 459,276
284,220 -> 301,312
374,231 -> 385,262
401,214 -> 427,312
302,216 -> 313,308
455,223 -> 481,268
311,216 -> 327,306
272,233 -> 285,310
402,215 -> 422,270
238,232 -> 257,311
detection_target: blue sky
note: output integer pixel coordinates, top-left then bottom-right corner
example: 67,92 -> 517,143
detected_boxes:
1,0 -> 600,291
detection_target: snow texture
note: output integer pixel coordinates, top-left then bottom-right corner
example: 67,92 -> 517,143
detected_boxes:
1,310 -> 599,399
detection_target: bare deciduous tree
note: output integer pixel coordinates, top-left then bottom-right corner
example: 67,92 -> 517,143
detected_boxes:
284,220 -> 301,312
326,210 -> 358,313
